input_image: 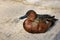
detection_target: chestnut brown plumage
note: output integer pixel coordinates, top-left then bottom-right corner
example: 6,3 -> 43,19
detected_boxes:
19,10 -> 58,33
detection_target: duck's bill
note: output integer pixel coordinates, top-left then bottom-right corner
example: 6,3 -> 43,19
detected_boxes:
19,15 -> 27,19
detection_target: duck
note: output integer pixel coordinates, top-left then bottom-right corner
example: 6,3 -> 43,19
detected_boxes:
19,10 -> 58,33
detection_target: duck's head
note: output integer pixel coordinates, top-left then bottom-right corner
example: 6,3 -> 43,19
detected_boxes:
19,10 -> 37,21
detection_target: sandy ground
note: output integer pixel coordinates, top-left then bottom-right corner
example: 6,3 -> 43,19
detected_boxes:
0,0 -> 60,40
